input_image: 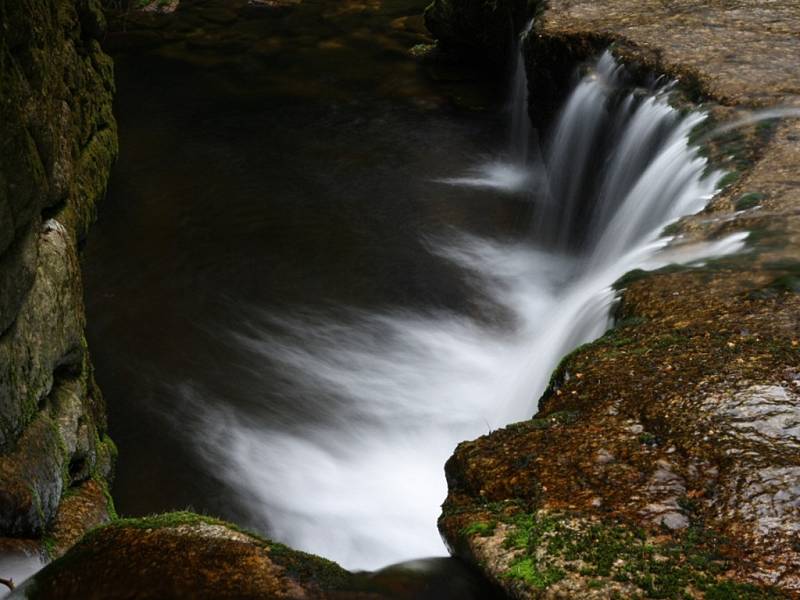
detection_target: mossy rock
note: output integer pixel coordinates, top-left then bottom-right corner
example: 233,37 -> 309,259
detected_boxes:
17,512 -> 377,599
0,0 -> 118,326
0,0 -> 118,556
451,509 -> 787,599
734,192 -> 765,211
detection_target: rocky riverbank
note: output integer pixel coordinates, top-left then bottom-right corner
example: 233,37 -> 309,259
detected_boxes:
0,0 -> 118,563
429,0 -> 800,598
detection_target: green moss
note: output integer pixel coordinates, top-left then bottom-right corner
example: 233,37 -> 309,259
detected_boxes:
107,511 -> 234,532
409,43 -> 437,59
749,262 -> 800,298
94,476 -> 118,521
705,581 -> 788,599
717,171 -> 740,188
547,410 -> 580,425
504,557 -> 565,588
463,521 -> 497,537
688,117 -> 715,147
527,417 -> 552,430
638,432 -> 657,446
266,541 -> 352,590
544,339 -> 597,393
616,316 -> 647,328
652,333 -> 686,349
102,433 -> 118,458
53,423 -> 71,490
766,274 -> 800,294
101,511 -> 353,589
661,221 -> 682,237
42,535 -> 57,559
486,511 -> 784,598
734,192 -> 765,211
612,264 -> 694,291
30,485 -> 46,535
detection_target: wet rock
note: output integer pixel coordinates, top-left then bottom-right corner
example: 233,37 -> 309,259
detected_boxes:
0,222 -> 38,337
0,219 -> 114,536
433,0 -> 800,596
0,220 -> 84,450
78,0 -> 107,36
539,0 -> 800,106
704,385 -> 800,449
44,479 -> 114,559
13,513 -> 380,600
136,0 -> 180,13
0,0 -> 117,557
246,0 -> 301,8
594,449 -> 614,465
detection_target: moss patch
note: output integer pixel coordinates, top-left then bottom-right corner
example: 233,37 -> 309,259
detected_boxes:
492,511 -> 784,598
463,520 -> 498,537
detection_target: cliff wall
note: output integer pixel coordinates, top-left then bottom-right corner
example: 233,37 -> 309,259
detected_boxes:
0,0 -> 118,555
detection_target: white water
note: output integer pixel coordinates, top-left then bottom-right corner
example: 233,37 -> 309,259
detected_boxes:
509,18 -> 537,165
436,19 -> 541,194
0,553 -> 43,599
187,52 -> 750,570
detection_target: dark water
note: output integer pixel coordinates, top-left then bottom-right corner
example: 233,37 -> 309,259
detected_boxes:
83,0 -> 521,593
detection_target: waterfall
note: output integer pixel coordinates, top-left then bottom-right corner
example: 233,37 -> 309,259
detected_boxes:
185,52 -> 746,570
434,18 -> 541,193
509,18 -> 536,165
538,54 -> 710,258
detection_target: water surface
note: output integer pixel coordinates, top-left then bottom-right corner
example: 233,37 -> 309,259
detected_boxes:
83,0 -> 738,579
84,0 -> 520,571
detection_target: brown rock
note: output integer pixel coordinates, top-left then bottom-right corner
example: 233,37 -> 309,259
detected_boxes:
16,513 -> 380,600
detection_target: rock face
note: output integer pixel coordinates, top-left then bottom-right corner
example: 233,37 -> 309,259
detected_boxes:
423,0 -> 536,66
428,0 -> 800,598
15,511 -> 506,599
14,512 -> 380,600
0,0 -> 118,553
134,0 -> 179,13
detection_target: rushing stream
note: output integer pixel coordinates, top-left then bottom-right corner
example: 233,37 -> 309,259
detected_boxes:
189,50 -> 746,569
81,0 -> 747,584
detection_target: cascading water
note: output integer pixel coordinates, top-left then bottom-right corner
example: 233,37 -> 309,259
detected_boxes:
436,19 -> 541,192
186,52 -> 747,570
509,19 -> 536,165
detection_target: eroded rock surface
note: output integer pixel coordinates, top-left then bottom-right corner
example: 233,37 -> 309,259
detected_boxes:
428,0 -> 800,598
0,0 -> 118,557
539,0 -> 800,107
